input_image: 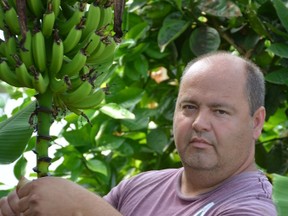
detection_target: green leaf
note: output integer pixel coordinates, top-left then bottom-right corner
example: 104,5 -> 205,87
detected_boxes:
0,101 -> 35,164
124,22 -> 149,41
147,128 -> 169,154
267,43 -> 288,58
272,174 -> 288,216
197,0 -> 242,18
265,69 -> 288,86
100,103 -> 135,119
273,0 -> 288,33
106,87 -> 145,108
189,26 -> 221,56
13,156 -> 27,180
158,12 -> 190,52
86,159 -> 108,176
96,134 -> 125,150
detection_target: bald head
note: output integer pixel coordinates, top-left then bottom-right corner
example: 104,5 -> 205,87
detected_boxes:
181,52 -> 265,115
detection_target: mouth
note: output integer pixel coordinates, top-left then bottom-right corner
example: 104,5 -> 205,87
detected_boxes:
189,137 -> 212,149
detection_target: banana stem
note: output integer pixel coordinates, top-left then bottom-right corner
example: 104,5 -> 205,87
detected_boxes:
34,89 -> 53,178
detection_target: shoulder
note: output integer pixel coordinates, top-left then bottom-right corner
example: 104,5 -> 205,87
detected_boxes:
208,171 -> 277,215
119,168 -> 182,189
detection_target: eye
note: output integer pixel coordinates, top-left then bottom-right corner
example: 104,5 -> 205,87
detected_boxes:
215,109 -> 228,115
182,104 -> 196,109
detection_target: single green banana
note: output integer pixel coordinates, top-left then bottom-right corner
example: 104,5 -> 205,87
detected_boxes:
63,25 -> 82,53
50,76 -> 69,94
4,36 -> 17,66
84,32 -> 101,56
0,5 -> 6,30
86,38 -> 116,65
30,66 -> 49,93
0,39 -> 6,56
58,3 -> 85,36
86,39 -> 106,63
32,30 -> 46,72
81,2 -> 101,40
3,5 -> 20,35
60,1 -> 76,19
57,49 -> 87,78
15,60 -> 33,88
49,35 -> 64,76
27,0 -> 45,18
0,60 -> 22,87
65,87 -> 105,110
60,80 -> 93,105
51,0 -> 61,17
42,10 -> 55,37
19,30 -> 34,68
97,6 -> 113,30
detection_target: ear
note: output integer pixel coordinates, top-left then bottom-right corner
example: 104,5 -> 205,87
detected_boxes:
252,106 -> 266,140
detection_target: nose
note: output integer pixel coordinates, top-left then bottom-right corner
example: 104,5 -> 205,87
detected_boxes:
191,109 -> 211,132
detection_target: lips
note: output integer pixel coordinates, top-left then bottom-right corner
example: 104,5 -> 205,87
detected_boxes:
189,137 -> 212,149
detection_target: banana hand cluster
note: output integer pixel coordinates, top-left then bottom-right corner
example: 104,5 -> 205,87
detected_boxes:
0,0 -> 117,114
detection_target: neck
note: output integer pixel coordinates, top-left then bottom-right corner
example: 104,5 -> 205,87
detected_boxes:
180,162 -> 257,197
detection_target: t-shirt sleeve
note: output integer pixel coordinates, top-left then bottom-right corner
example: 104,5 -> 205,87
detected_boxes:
103,178 -> 130,210
218,198 -> 277,216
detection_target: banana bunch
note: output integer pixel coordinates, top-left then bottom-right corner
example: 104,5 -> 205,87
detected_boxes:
0,0 -> 117,113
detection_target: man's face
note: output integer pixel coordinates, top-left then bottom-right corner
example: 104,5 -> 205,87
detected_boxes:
173,57 -> 264,175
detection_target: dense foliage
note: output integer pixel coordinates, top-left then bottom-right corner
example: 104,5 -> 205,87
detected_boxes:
0,0 -> 288,208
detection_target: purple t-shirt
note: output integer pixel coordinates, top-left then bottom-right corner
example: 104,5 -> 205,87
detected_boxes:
104,168 -> 277,216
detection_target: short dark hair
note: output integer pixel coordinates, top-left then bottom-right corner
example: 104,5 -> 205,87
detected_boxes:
181,51 -> 265,115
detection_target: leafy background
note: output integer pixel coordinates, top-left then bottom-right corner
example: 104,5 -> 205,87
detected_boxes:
1,0 -> 288,214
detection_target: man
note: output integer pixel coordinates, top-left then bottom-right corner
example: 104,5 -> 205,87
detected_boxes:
0,51 -> 277,215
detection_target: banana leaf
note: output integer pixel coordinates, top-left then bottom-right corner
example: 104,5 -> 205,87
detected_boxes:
0,101 -> 35,164
272,174 -> 288,216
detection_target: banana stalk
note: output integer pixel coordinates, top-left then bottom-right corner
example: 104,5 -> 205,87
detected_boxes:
33,90 -> 53,178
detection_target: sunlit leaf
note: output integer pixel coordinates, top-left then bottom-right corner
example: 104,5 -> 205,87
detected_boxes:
272,174 -> 288,216
86,159 -> 107,176
0,101 -> 35,164
100,103 -> 135,119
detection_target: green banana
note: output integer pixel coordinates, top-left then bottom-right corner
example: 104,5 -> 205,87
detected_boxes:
51,0 -> 61,17
4,36 -> 17,66
42,10 -> 55,37
84,32 -> 101,55
3,4 -> 20,35
86,39 -> 106,63
15,60 -> 33,88
97,6 -> 113,30
19,30 -> 34,68
32,30 -> 46,72
60,80 -> 93,105
30,66 -> 49,94
0,39 -> 6,56
58,3 -> 85,36
65,87 -> 105,110
57,49 -> 87,78
63,25 -> 82,54
81,2 -> 101,40
87,38 -> 116,65
60,1 -> 76,19
0,60 -> 22,87
49,34 -> 64,76
0,6 -> 5,30
27,0 -> 45,18
50,76 -> 69,94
